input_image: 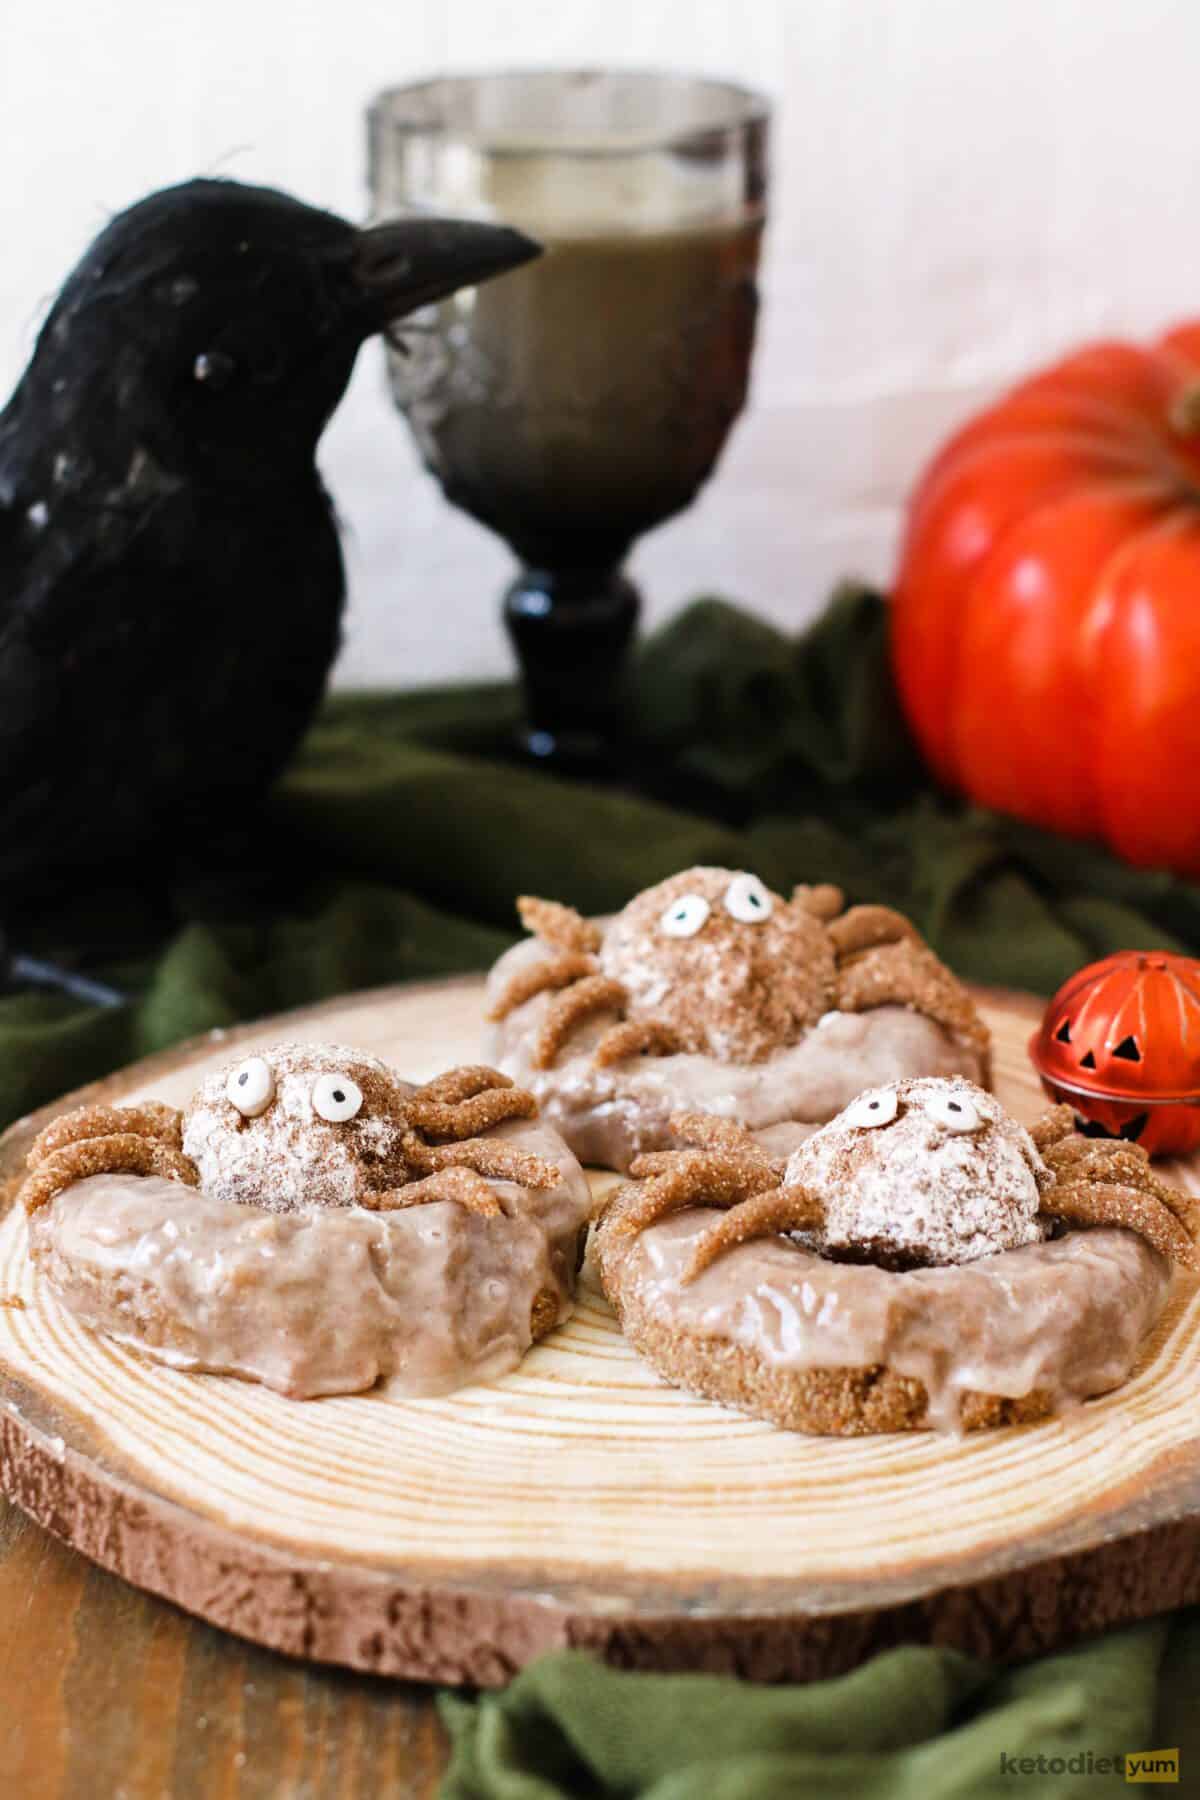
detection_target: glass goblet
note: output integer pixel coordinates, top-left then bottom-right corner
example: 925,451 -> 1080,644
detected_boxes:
368,69 -> 770,769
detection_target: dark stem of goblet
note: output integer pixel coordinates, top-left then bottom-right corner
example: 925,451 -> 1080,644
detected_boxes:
503,564 -> 640,772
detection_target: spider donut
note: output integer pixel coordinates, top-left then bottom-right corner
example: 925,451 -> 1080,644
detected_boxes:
20,1043 -> 592,1398
596,1078 -> 1198,1434
483,868 -> 990,1171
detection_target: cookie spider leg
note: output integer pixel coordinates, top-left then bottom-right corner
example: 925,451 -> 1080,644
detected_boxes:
391,1067 -> 561,1196
1029,1105 -> 1077,1155
404,1083 -> 537,1140
27,1101 -> 184,1168
834,936 -> 992,1081
21,1133 -> 199,1215
666,1112 -> 784,1167
593,1018 -> 682,1067
419,1137 -> 561,1191
517,895 -> 602,955
362,1166 -> 503,1218
534,976 -> 628,1069
488,951 -> 599,1022
684,1181 -> 826,1282
792,883 -> 845,922
1043,1179 -> 1199,1268
1042,1135 -> 1200,1229
827,904 -> 920,959
609,1143 -> 785,1240
410,1066 -> 515,1106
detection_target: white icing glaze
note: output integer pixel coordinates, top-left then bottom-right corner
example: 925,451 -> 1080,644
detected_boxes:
28,1115 -> 592,1400
485,937 -> 984,1172
614,1209 -> 1171,1431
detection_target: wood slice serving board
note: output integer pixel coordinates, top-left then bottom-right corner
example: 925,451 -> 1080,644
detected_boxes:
1,978 -> 1199,1688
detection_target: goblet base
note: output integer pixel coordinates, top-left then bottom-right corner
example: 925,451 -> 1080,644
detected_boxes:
503,565 -> 640,775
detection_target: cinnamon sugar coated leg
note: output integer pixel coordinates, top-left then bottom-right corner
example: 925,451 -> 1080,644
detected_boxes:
411,1066 -> 514,1105
1044,1135 -> 1199,1227
626,1151 -> 684,1178
516,895 -> 602,954
405,1086 -> 537,1140
669,1113 -> 775,1158
362,1167 -> 502,1217
827,905 -> 920,958
530,1285 -> 560,1340
28,1101 -> 184,1168
593,1018 -> 682,1066
610,1151 -> 788,1239
21,1134 -> 199,1215
533,976 -> 627,1069
1029,1105 -> 1077,1154
1046,1180 -> 1199,1268
627,1147 -> 728,1186
423,1138 -> 561,1190
792,883 -> 845,921
685,1182 -> 826,1282
487,951 -> 598,1022
835,940 -> 991,1067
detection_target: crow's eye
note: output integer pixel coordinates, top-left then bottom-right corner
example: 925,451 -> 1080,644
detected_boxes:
226,1056 -> 274,1117
724,873 -> 774,924
193,350 -> 235,388
660,894 -> 710,938
843,1089 -> 899,1129
925,1091 -> 982,1133
312,1073 -> 363,1123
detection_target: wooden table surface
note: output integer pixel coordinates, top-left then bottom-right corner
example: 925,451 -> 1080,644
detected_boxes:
0,1499 -> 448,1799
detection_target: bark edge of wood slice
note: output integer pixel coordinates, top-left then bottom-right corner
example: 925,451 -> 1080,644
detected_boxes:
1,975 -> 1198,1687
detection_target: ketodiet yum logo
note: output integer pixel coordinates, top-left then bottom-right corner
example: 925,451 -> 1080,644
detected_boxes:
999,1748 -> 1179,1782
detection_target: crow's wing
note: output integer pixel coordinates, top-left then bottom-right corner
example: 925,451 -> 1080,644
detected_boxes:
0,471 -> 345,896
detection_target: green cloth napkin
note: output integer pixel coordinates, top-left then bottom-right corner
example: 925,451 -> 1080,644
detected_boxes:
7,587 -> 1200,1799
440,1620 -> 1200,1798
7,583 -> 1200,1131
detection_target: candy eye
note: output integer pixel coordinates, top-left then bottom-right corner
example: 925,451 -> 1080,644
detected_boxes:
925,1091 -> 982,1133
660,894 -> 711,938
723,873 -> 774,924
312,1073 -> 363,1123
843,1089 -> 899,1129
226,1056 -> 274,1118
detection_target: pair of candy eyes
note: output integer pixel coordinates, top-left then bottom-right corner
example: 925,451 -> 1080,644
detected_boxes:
842,1090 -> 983,1133
225,1059 -> 363,1123
660,874 -> 772,939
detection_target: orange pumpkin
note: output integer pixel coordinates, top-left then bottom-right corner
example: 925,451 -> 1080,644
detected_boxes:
890,321 -> 1200,876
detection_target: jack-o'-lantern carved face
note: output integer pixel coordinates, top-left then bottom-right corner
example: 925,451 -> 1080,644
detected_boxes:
1032,951 -> 1200,1155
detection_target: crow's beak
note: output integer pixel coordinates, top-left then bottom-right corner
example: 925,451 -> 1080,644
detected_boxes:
353,216 -> 541,324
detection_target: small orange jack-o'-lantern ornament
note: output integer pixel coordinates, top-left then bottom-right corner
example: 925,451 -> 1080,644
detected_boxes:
1030,951 -> 1200,1156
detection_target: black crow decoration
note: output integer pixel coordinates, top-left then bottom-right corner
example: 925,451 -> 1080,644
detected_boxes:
0,178 -> 538,952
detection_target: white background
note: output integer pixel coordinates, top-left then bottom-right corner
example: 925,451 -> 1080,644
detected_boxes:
3,0 -> 1199,687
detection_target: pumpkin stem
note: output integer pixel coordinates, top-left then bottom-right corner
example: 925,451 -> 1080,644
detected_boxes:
1169,379 -> 1200,437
